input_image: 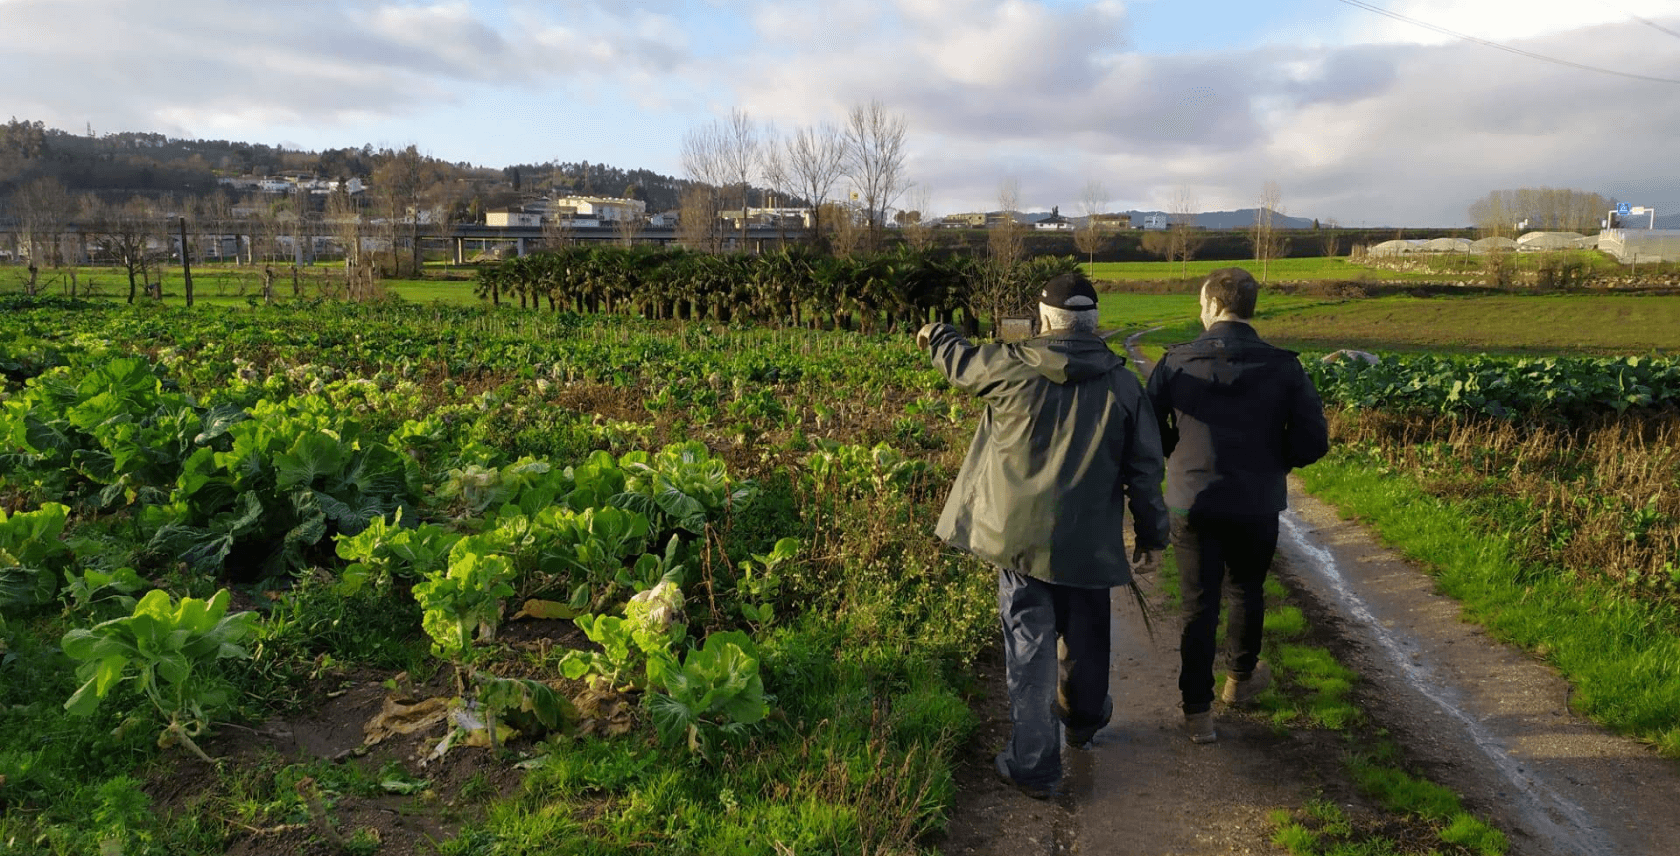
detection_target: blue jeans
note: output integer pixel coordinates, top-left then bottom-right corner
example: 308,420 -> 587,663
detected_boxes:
996,567 -> 1112,788
1174,510 -> 1279,713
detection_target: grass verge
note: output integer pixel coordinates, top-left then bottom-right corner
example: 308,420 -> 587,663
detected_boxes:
1297,453 -> 1680,756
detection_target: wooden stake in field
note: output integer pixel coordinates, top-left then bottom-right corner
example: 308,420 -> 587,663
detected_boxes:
179,217 -> 195,308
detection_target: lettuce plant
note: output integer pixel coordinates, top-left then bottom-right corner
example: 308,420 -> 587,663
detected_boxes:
61,588 -> 258,763
0,502 -> 72,616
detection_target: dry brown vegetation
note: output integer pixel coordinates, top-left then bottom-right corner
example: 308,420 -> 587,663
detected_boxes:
1329,409 -> 1680,602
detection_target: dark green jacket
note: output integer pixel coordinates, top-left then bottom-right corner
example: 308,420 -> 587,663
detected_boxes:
925,324 -> 1169,588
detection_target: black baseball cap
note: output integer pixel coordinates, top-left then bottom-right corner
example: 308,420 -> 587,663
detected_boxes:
1039,272 -> 1098,310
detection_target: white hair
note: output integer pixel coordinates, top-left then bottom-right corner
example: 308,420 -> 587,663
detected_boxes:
1038,304 -> 1100,333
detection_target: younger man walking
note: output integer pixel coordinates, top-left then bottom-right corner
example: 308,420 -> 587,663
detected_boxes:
1146,267 -> 1329,743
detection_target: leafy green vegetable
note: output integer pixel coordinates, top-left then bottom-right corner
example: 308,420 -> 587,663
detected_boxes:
0,502 -> 72,615
61,588 -> 257,762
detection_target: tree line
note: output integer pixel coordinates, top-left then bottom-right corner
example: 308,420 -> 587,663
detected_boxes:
1467,187 -> 1616,235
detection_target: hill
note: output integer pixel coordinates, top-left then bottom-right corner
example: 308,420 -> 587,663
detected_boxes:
0,119 -> 700,214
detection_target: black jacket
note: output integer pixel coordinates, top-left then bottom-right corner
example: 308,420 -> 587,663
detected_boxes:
925,324 -> 1169,588
1145,322 -> 1329,515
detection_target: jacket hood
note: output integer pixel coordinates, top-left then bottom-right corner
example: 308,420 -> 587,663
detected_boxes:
1015,332 -> 1124,384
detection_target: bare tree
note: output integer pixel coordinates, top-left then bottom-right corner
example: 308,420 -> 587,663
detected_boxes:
1469,187 -> 1610,234
196,192 -> 234,262
1251,180 -> 1287,283
784,121 -> 846,244
841,99 -> 909,250
325,186 -> 376,299
615,204 -> 646,247
84,195 -> 165,304
543,200 -> 576,250
677,184 -> 716,251
372,145 -> 437,276
901,185 -> 937,251
826,200 -> 866,258
1319,217 -> 1342,256
718,109 -> 761,250
1073,180 -> 1112,271
245,194 -> 284,266
1168,185 -> 1204,276
974,178 -> 1031,334
680,120 -> 730,252
14,177 -> 73,292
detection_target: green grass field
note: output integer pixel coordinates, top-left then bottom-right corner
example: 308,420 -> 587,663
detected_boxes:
1095,284 -> 1680,356
1261,293 -> 1680,355
3,262 -> 484,306
1086,257 -> 1435,283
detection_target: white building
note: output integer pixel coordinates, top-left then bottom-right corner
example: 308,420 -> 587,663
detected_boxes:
548,195 -> 646,223
486,209 -> 544,227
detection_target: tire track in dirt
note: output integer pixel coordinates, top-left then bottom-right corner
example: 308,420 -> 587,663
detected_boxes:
1280,489 -> 1680,856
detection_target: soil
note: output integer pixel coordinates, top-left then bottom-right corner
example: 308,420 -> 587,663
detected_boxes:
143,618 -> 590,855
935,480 -> 1680,855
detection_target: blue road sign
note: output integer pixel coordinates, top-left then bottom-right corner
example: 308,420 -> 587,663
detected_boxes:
1616,202 -> 1632,215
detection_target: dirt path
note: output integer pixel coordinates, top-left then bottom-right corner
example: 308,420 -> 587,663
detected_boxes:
937,481 -> 1680,855
1281,488 -> 1680,856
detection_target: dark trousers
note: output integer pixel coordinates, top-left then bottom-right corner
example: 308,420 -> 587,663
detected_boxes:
996,568 -> 1111,787
1174,510 -> 1279,713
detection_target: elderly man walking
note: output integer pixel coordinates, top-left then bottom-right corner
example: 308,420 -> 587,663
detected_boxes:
1145,267 -> 1330,744
917,271 -> 1169,799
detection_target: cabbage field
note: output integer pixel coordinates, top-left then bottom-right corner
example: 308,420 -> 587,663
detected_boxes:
2,290 -> 1677,854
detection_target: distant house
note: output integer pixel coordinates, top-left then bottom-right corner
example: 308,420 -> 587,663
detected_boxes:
1141,213 -> 1169,230
485,208 -> 543,228
941,212 -> 987,228
1035,206 -> 1073,230
1089,213 -> 1132,230
545,195 -> 646,223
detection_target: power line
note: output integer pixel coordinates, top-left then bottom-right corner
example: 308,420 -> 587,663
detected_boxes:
1331,0 -> 1680,84
1629,14 -> 1680,41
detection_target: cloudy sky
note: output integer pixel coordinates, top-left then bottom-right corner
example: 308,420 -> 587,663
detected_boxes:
3,0 -> 1677,226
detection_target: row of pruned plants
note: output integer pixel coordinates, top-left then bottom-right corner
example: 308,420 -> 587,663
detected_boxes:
472,244 -> 1081,332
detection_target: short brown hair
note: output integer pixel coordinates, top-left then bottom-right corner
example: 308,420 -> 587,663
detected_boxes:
1201,267 -> 1259,319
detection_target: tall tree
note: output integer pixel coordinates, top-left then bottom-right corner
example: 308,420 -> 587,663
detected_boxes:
784,121 -> 846,245
1251,180 -> 1287,283
14,176 -> 73,291
975,178 -> 1030,332
1469,187 -> 1610,235
718,109 -> 760,250
841,100 -> 908,250
676,185 -> 716,253
1168,185 -> 1204,276
680,120 -> 729,252
371,145 -> 437,276
1073,180 -> 1112,271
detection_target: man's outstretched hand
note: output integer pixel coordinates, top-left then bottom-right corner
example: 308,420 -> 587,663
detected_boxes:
916,322 -> 940,350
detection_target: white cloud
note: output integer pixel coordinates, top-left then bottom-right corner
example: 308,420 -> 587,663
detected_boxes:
1,0 -> 1676,225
